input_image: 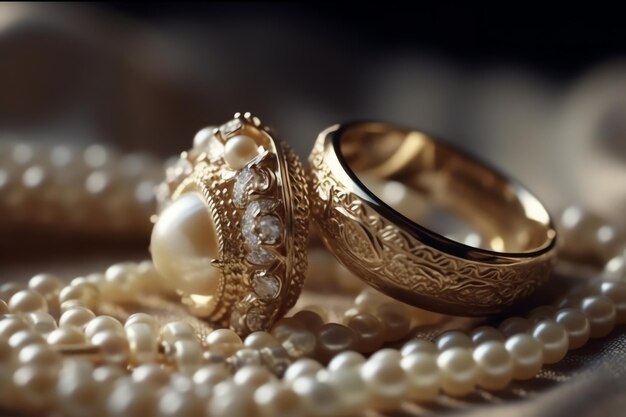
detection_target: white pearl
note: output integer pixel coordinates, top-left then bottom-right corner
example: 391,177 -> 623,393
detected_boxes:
47,327 -> 86,346
93,365 -> 126,385
360,354 -> 408,410
59,306 -> 95,328
292,375 -> 341,417
125,313 -> 158,330
436,347 -> 477,396
126,323 -> 158,365
320,368 -> 368,416
401,352 -> 440,401
18,344 -> 61,368
56,360 -> 99,417
245,331 -> 280,349
505,334 -> 543,380
600,281 -> 626,324
233,365 -> 275,389
174,339 -> 203,374
208,380 -> 256,417
498,317 -> 531,337
327,351 -> 366,371
28,273 -> 63,306
91,330 -> 129,366
554,308 -> 590,349
12,365 -> 57,410
24,312 -> 57,334
223,135 -> 259,170
471,326 -> 504,345
84,316 -> 124,340
8,289 -> 47,313
581,295 -> 616,338
0,316 -> 30,339
150,193 -> 221,298
161,321 -> 196,345
284,358 -> 323,384
59,282 -> 100,311
532,320 -> 569,363
255,382 -> 306,417
401,338 -> 438,356
436,330 -> 472,351
107,378 -> 156,417
158,388 -> 204,417
368,348 -> 401,363
472,341 -> 513,390
192,365 -> 230,399
604,255 -> 626,281
132,364 -> 171,387
193,126 -> 217,148
9,329 -> 46,349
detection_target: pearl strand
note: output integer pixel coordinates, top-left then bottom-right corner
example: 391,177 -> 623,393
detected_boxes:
0,142 -> 162,235
1,230 -> 625,416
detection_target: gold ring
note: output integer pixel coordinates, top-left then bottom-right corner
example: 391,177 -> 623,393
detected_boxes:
150,112 -> 309,334
308,122 -> 557,316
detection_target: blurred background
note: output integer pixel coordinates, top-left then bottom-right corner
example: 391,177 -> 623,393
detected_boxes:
1,2 -> 626,227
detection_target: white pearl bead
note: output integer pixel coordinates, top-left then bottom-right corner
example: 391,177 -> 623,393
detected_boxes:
368,348 -> 402,363
604,255 -> 626,281
91,330 -> 129,366
436,330 -> 472,351
401,338 -> 438,356
8,289 -> 47,313
161,321 -> 196,345
150,193 -> 221,297
59,306 -> 95,328
47,327 -> 86,345
126,323 -> 158,365
233,365 -> 275,389
24,312 -> 57,334
498,317 -> 531,337
107,378 -> 156,417
0,316 -> 30,339
12,365 -> 57,410
327,351 -> 366,371
360,353 -> 408,410
292,375 -> 341,417
505,334 -> 543,380
59,282 -> 100,311
223,135 -> 259,170
84,316 -> 124,340
471,326 -> 504,345
436,347 -> 478,396
321,368 -> 368,416
56,360 -> 99,417
284,358 -> 323,384
255,382 -> 306,417
600,281 -> 626,324
401,352 -> 440,401
9,329 -> 46,349
28,273 -> 63,306
554,308 -> 590,349
532,320 -> 569,364
132,364 -> 171,387
93,365 -> 126,385
581,295 -> 616,338
193,365 -> 230,399
244,331 -> 280,349
18,344 -> 61,368
174,339 -> 202,374
158,388 -> 204,417
125,313 -> 158,330
472,341 -> 513,390
193,126 -> 218,148
208,380 -> 256,417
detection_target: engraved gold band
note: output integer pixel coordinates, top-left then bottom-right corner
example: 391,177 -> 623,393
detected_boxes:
308,122 -> 557,316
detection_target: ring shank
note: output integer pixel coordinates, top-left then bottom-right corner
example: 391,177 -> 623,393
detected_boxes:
309,122 -> 557,316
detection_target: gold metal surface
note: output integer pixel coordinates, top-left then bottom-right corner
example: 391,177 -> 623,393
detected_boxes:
308,122 -> 557,315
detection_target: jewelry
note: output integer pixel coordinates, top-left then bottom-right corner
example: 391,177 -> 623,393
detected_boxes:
308,121 -> 558,315
150,113 -> 309,334
1,137 -> 624,417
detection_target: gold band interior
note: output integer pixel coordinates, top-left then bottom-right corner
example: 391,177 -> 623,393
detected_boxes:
338,123 -> 555,254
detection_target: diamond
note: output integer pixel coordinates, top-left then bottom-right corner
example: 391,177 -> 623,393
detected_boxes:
233,168 -> 268,208
254,215 -> 281,244
220,119 -> 243,138
252,272 -> 281,300
242,199 -> 279,245
246,307 -> 265,331
246,247 -> 276,265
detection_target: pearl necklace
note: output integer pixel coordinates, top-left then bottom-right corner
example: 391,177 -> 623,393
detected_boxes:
1,142 -> 625,417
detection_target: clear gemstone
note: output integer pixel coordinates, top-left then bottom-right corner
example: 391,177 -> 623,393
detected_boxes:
252,273 -> 280,300
242,199 -> 279,245
220,119 -> 243,138
233,168 -> 268,208
246,307 -> 265,331
254,215 -> 281,244
246,247 -> 276,265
